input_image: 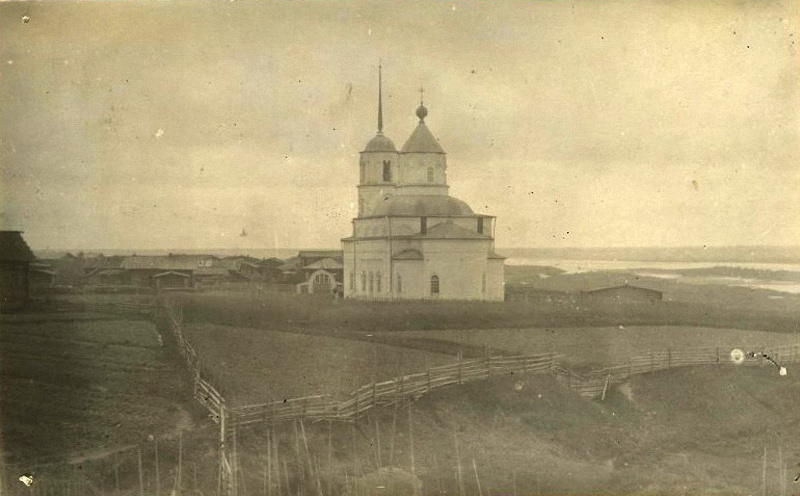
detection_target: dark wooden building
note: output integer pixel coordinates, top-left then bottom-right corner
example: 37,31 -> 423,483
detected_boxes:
0,231 -> 36,308
582,284 -> 663,304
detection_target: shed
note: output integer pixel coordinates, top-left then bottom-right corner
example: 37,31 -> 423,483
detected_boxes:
582,284 -> 663,304
0,231 -> 36,307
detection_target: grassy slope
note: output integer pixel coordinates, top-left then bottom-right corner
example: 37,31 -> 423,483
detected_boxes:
0,317 -> 197,467
234,365 -> 799,496
184,323 -> 455,406
376,326 -> 800,369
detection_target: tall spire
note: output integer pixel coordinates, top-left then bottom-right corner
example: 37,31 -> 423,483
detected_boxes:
377,62 -> 383,133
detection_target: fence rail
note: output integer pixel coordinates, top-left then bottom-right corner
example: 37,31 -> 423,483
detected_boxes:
230,352 -> 562,429
559,343 -> 800,398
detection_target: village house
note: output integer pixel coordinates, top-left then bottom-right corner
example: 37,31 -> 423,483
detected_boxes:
582,284 -> 663,305
0,231 -> 36,308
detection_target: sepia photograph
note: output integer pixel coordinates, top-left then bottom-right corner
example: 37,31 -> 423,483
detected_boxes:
1,0 -> 799,494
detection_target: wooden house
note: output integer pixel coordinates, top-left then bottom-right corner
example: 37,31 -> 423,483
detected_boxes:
0,231 -> 36,308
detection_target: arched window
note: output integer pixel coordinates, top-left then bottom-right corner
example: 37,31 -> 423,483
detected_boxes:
376,272 -> 382,293
427,167 -> 434,183
396,273 -> 402,293
383,160 -> 392,182
361,271 -> 367,292
430,275 -> 440,295
369,271 -> 374,293
349,271 -> 355,290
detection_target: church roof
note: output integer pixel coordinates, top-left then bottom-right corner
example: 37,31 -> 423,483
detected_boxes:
401,122 -> 445,154
372,194 -> 473,217
392,249 -> 424,260
363,133 -> 397,153
418,221 -> 489,239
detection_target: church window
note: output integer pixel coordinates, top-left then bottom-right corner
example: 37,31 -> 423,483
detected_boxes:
376,272 -> 382,293
397,273 -> 402,293
349,271 -> 355,290
383,161 -> 392,182
430,275 -> 440,295
477,217 -> 484,234
369,271 -> 374,293
361,271 -> 367,292
427,167 -> 434,183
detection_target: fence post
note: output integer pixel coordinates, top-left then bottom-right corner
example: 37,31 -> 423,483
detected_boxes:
458,351 -> 463,385
601,374 -> 611,402
427,365 -> 432,393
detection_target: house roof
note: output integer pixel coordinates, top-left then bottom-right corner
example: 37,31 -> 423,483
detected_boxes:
84,256 -> 125,270
298,250 -> 343,259
195,267 -> 233,276
121,256 -> 199,271
585,284 -> 662,295
278,256 -> 301,272
94,269 -> 128,276
152,271 -> 191,278
304,258 -> 344,270
0,231 -> 35,262
392,249 -> 424,260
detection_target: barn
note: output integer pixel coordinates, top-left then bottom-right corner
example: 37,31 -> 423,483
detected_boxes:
0,231 -> 36,308
582,284 -> 663,304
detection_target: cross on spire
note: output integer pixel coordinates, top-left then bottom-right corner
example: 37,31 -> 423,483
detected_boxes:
377,62 -> 383,133
419,86 -> 424,105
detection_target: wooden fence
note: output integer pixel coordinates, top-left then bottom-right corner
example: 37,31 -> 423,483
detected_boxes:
555,343 -> 800,399
162,300 -> 800,428
164,302 -> 226,423
232,352 -> 562,429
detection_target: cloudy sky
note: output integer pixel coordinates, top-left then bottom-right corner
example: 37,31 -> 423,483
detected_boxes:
1,0 -> 798,251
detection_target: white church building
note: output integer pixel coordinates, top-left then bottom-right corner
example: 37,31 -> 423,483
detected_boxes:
341,71 -> 505,301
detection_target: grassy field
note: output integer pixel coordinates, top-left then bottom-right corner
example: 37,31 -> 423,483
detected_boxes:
376,325 -> 800,369
0,315 -> 197,468
175,272 -> 800,339
183,322 -> 455,406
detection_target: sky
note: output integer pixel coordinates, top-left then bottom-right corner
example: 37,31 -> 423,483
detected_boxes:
1,0 -> 798,251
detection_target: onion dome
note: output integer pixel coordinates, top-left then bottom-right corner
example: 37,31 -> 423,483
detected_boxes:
363,133 -> 397,153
